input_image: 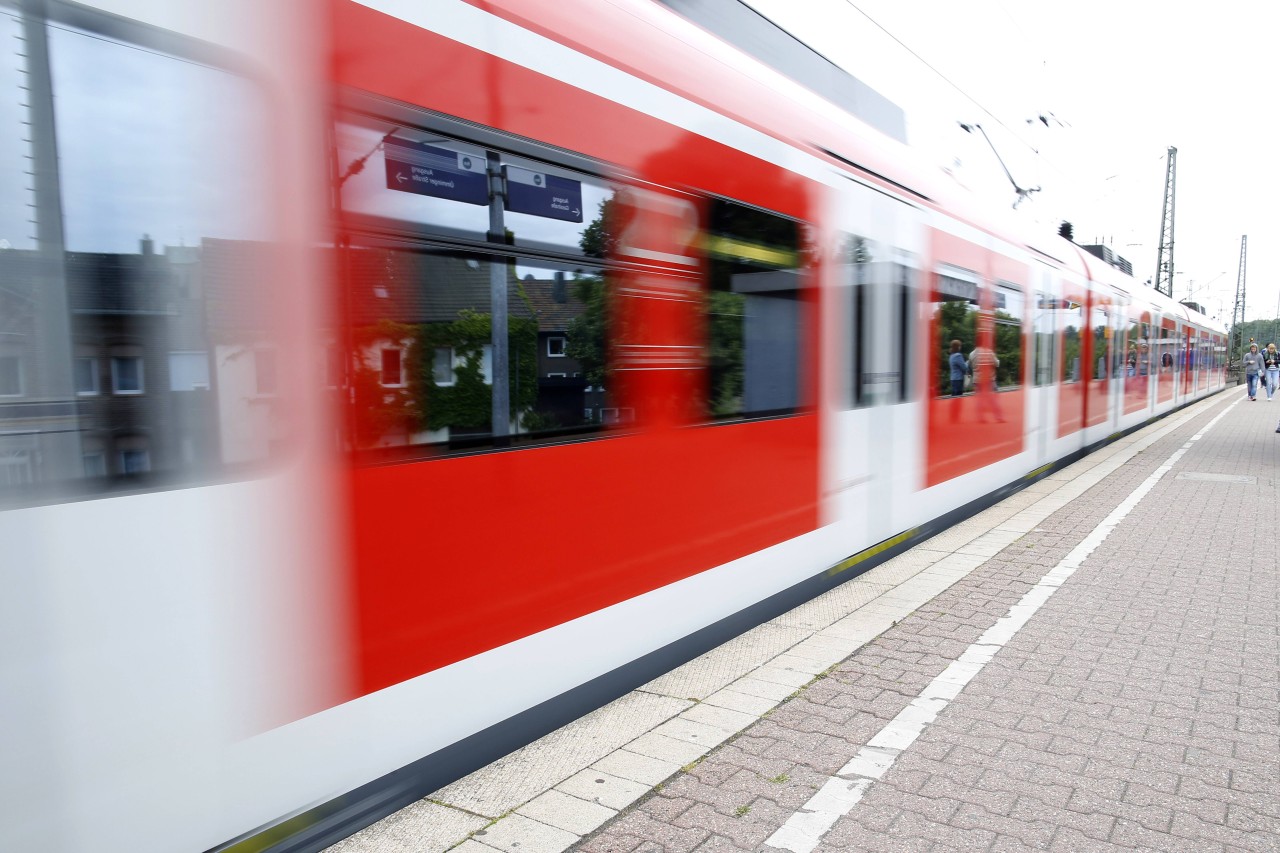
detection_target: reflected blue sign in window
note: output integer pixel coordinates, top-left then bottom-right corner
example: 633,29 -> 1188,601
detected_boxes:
505,166 -> 583,223
384,137 -> 488,205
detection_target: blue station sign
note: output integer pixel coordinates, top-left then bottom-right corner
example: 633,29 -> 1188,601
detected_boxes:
505,166 -> 583,222
384,137 -> 488,205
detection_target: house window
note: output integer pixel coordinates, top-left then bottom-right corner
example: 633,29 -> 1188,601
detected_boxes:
120,449 -> 150,475
380,348 -> 403,386
432,346 -> 492,386
83,453 -> 106,477
254,349 -> 277,395
0,356 -> 24,397
168,352 -> 210,391
547,336 -> 567,357
111,356 -> 144,395
74,357 -> 99,395
433,347 -> 454,385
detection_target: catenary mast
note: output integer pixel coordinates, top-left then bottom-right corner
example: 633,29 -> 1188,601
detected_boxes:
1153,146 -> 1177,298
1231,235 -> 1248,359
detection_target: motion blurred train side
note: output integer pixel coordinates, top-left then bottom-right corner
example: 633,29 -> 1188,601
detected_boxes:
0,1 -> 1226,850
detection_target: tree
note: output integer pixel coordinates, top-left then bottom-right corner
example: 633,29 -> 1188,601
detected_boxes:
409,309 -> 538,434
566,197 -> 614,389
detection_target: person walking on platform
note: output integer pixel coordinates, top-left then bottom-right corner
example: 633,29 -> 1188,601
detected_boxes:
1263,343 -> 1280,400
1244,343 -> 1264,400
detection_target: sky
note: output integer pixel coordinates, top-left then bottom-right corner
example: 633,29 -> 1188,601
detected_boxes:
742,0 -> 1280,325
0,11 -> 270,256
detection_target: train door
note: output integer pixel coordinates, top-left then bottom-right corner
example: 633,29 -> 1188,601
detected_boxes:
829,181 -> 917,542
924,230 -> 1026,487
1084,287 -> 1112,431
1056,277 -> 1087,438
1199,331 -> 1210,394
1122,307 -> 1153,417
1157,316 -> 1175,403
1181,324 -> 1194,397
1029,266 -> 1059,464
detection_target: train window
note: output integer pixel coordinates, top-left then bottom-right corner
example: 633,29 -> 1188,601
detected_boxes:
1,4 -> 276,506
843,234 -> 871,408
895,261 -> 913,404
1125,315 -> 1151,378
335,117 -> 616,259
933,269 -> 980,397
338,241 -> 617,455
840,236 -> 910,408
994,284 -> 1023,390
1159,325 -> 1174,372
703,199 -> 803,419
1060,298 -> 1083,384
1033,292 -> 1056,386
1090,305 -> 1110,380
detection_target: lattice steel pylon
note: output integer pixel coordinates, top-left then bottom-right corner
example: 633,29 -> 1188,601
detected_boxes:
1231,235 -> 1248,360
1153,147 -> 1177,297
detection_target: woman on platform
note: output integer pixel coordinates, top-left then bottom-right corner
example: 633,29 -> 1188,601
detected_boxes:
1263,343 -> 1280,400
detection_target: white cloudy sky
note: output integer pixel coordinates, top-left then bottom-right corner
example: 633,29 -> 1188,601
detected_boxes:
744,0 -> 1280,324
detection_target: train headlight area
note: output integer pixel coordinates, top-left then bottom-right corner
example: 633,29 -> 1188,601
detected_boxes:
0,2 -> 1255,852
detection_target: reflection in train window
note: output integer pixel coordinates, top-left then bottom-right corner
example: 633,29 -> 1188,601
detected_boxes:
1033,292 -> 1056,386
893,259 -> 913,404
994,284 -> 1023,390
933,269 -> 980,396
0,10 -> 33,251
335,117 -> 615,258
843,233 -> 871,409
703,199 -> 803,420
1,5 -> 275,506
338,243 -> 617,455
1060,299 -> 1083,384
1158,325 -> 1174,373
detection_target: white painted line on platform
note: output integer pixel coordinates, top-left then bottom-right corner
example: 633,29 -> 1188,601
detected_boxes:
763,398 -> 1241,853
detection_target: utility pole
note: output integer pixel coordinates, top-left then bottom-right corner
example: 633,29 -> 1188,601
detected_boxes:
1230,235 -> 1248,361
1153,146 -> 1177,298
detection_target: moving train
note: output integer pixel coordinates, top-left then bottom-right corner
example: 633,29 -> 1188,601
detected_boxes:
0,0 -> 1226,850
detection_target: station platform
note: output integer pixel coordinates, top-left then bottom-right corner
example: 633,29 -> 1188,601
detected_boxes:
328,389 -> 1279,853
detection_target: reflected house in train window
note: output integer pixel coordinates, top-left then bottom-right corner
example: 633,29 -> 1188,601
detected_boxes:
66,238 -> 219,477
200,238 -> 288,465
342,247 -> 496,449
0,238 -> 219,488
333,246 -> 603,451
516,272 -> 599,429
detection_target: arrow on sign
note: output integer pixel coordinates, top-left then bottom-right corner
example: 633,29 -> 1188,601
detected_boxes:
396,172 -> 408,184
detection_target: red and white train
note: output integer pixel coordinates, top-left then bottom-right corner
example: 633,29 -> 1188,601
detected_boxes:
0,1 -> 1226,850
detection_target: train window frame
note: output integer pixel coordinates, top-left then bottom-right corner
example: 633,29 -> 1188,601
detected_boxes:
1,0 -> 285,509
334,95 -> 815,462
702,194 -> 807,422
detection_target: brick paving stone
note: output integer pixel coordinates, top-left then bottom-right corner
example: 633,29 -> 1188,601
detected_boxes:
573,397 -> 1280,853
